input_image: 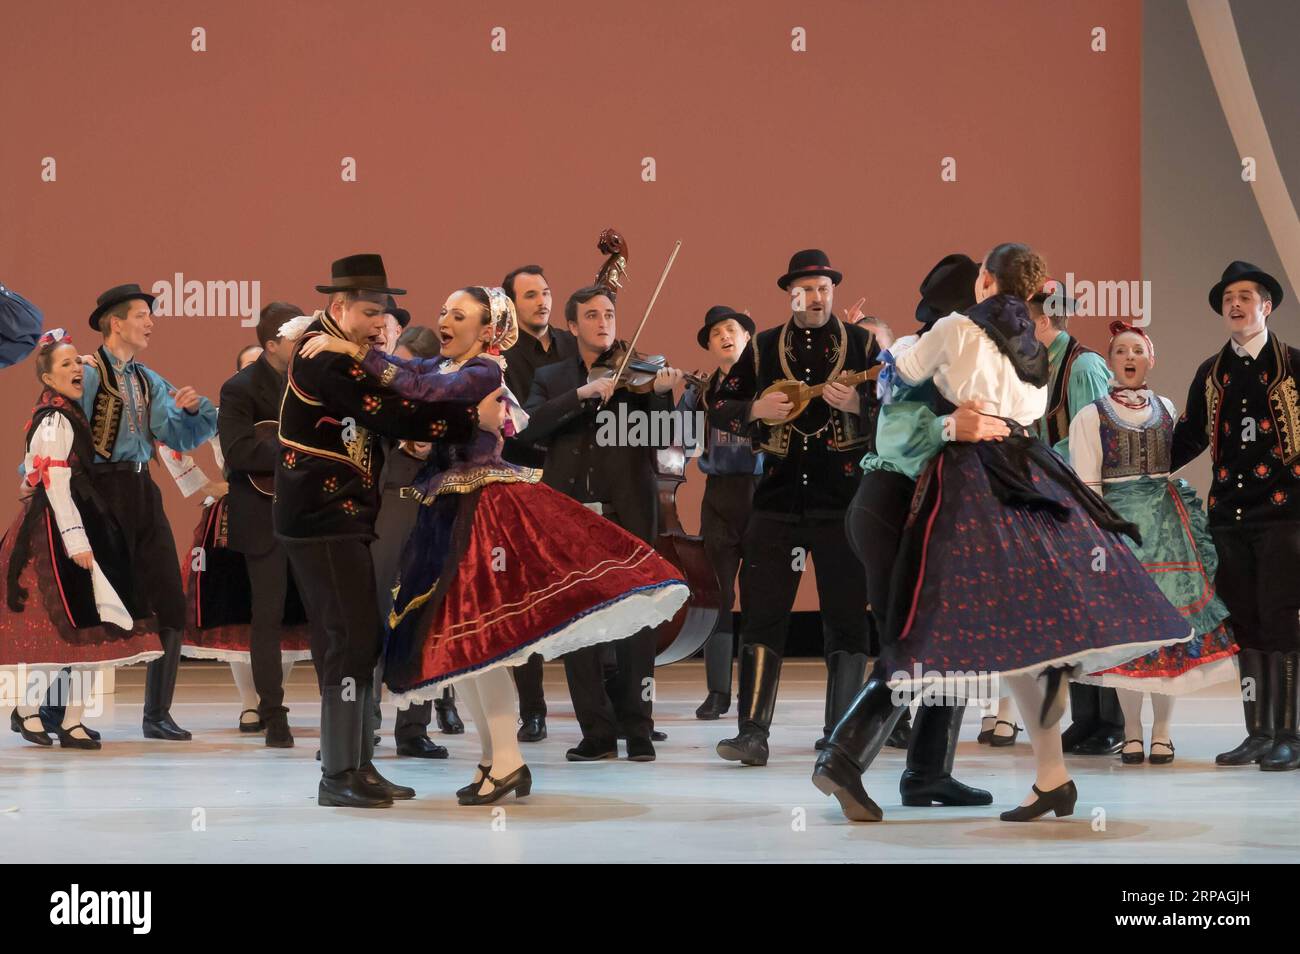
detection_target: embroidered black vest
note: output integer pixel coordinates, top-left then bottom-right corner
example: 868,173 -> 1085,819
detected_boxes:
1044,336 -> 1096,447
87,346 -> 152,460
1096,396 -> 1173,480
1205,333 -> 1300,467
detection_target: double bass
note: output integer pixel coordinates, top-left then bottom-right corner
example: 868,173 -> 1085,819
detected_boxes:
587,229 -> 721,665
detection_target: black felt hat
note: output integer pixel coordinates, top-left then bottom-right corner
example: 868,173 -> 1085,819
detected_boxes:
385,294 -> 411,328
697,305 -> 755,349
1209,260 -> 1284,315
915,254 -> 979,327
88,283 -> 156,331
777,249 -> 842,291
315,253 -> 406,296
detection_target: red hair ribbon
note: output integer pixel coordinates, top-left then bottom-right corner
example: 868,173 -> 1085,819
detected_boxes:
1107,320 -> 1155,368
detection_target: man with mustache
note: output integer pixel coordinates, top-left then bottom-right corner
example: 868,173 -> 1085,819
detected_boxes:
499,265 -> 577,743
1173,261 -> 1300,771
711,249 -> 880,766
275,254 -> 498,807
78,283 -> 218,741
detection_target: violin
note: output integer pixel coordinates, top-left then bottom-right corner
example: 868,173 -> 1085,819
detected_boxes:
587,342 -> 710,395
757,366 -> 881,425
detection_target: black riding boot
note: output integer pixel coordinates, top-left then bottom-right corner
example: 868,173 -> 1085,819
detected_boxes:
811,671 -> 906,822
434,687 -> 464,734
815,651 -> 868,751
318,685 -> 391,808
716,644 -> 782,766
1217,649 -> 1276,765
357,682 -> 414,799
1060,682 -> 1100,752
142,628 -> 191,740
900,702 -> 992,806
1261,652 -> 1300,771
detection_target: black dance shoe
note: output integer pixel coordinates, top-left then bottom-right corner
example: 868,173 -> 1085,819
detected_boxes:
977,717 -> 997,745
517,714 -> 547,742
318,771 -> 393,808
458,764 -> 532,805
1073,725 -> 1124,755
457,764 -> 491,799
565,738 -> 617,761
142,714 -> 192,742
358,762 -> 415,799
264,713 -> 294,748
396,734 -> 449,759
695,691 -> 730,720
988,721 -> 1022,747
434,691 -> 464,734
625,737 -> 656,762
999,780 -> 1078,822
35,706 -> 101,740
811,747 -> 884,822
55,724 -> 102,750
16,713 -> 53,747
1148,740 -> 1175,765
899,772 -> 993,807
238,709 -> 265,733
1120,740 -> 1145,765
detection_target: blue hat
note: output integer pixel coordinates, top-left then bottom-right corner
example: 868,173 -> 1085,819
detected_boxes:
0,281 -> 45,369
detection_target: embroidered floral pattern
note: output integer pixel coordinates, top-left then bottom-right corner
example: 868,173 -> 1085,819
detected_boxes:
429,420 -> 448,438
1259,418 -> 1273,433
349,365 -> 366,381
362,394 -> 382,413
1208,494 -> 1217,509
1216,466 -> 1229,482
1221,373 -> 1231,386
322,476 -> 339,494
282,449 -> 298,469
342,499 -> 359,516
1292,463 -> 1300,479
1271,490 -> 1288,506
1254,463 -> 1271,479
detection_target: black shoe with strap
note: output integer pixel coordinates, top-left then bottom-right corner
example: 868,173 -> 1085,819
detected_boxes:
458,764 -> 532,805
1148,740 -> 1175,765
238,709 -> 265,733
15,713 -> 53,747
55,724 -> 102,750
999,779 -> 1078,822
1120,739 -> 1145,765
458,764 -> 491,799
988,720 -> 1022,747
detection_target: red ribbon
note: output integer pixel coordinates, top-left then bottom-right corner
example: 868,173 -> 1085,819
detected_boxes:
26,455 -> 69,489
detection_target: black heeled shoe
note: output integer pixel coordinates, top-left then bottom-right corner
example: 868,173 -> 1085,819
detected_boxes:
457,764 -> 490,799
988,721 -> 1021,747
999,780 -> 1078,822
238,709 -> 265,733
16,714 -> 53,747
55,724 -> 102,750
458,764 -> 532,805
1149,740 -> 1175,765
1120,739 -> 1145,765
977,717 -> 997,745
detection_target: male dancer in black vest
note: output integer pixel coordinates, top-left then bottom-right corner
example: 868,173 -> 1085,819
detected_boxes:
1174,261 -> 1300,771
501,265 -> 577,742
711,250 -> 878,766
275,254 -> 493,807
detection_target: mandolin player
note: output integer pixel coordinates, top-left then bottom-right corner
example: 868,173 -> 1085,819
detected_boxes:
710,249 -> 881,767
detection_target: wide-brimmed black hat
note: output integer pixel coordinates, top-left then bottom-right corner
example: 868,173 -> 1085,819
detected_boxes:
1209,260 -> 1284,314
697,305 -> 755,349
385,294 -> 411,328
777,249 -> 842,291
916,254 -> 979,327
88,283 -> 156,331
315,253 -> 406,296
1030,277 -> 1080,319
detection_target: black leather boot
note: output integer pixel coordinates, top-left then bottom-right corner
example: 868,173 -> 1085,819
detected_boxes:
810,671 -> 905,822
318,685 -> 391,808
716,644 -> 782,766
900,702 -> 992,806
434,689 -> 464,734
885,705 -> 912,748
357,683 -> 415,797
142,629 -> 192,740
264,710 -> 294,748
815,651 -> 868,751
1060,682 -> 1100,752
1217,649 -> 1276,765
1261,652 -> 1300,772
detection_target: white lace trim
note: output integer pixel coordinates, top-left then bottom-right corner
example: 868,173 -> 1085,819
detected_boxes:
1075,653 -> 1239,695
180,646 -> 314,664
1,650 -> 164,672
387,582 -> 689,708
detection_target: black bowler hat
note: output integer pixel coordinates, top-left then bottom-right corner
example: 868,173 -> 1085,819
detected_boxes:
916,254 -> 979,328
1209,260 -> 1284,315
88,283 -> 156,331
385,294 -> 411,328
697,305 -> 755,349
315,253 -> 406,296
777,249 -> 842,291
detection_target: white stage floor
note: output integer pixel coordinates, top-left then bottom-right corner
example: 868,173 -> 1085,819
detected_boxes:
1,661 -> 1293,863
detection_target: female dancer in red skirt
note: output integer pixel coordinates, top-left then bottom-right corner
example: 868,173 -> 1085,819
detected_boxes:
1,331 -> 162,749
299,286 -> 688,804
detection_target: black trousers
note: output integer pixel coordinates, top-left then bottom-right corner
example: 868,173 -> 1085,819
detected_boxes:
283,539 -> 383,691
844,469 -> 913,674
512,654 -> 546,720
94,469 -> 186,631
243,546 -> 291,718
1211,522 -> 1300,653
700,474 -> 755,693
739,511 -> 868,657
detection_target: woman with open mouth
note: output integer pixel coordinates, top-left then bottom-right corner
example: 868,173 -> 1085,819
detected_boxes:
1,329 -> 162,750
1068,321 -> 1238,766
299,286 -> 688,805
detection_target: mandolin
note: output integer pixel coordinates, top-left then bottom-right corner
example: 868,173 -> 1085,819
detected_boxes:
757,366 -> 881,425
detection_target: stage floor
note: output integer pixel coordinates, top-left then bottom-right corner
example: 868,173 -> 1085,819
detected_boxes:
1,661 -> 1293,864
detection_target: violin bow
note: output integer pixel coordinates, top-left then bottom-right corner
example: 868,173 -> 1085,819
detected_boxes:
602,239 -> 683,406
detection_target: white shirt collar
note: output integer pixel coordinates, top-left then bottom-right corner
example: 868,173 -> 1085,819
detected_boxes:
1230,329 -> 1269,359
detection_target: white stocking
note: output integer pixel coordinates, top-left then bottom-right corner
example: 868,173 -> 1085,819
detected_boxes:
1005,672 -> 1071,806
456,679 -> 491,767
1151,694 -> 1175,746
473,667 -> 525,789
1117,688 -> 1145,756
230,662 -> 259,717
59,678 -> 90,740
993,695 -> 1018,738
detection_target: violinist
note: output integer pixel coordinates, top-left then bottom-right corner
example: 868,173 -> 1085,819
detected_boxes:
500,264 -> 576,743
678,306 -> 763,721
711,249 -> 879,767
518,284 -> 683,763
